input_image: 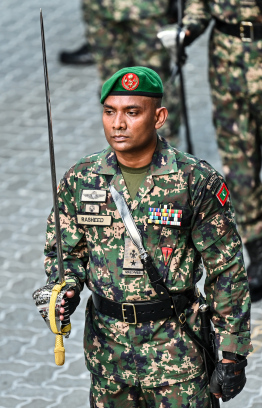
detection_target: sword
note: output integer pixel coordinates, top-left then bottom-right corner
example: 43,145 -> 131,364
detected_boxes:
40,9 -> 64,284
40,9 -> 70,365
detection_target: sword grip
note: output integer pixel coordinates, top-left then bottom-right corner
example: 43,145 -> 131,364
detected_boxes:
61,297 -> 71,328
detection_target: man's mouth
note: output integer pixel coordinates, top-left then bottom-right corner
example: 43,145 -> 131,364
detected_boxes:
112,135 -> 128,141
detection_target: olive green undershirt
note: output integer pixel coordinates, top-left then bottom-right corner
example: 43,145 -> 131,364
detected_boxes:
119,162 -> 150,200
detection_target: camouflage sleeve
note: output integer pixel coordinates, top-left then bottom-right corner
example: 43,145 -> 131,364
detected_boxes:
44,168 -> 89,291
183,0 -> 211,44
191,167 -> 253,357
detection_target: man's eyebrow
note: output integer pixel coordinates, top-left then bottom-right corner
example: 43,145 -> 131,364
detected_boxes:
103,104 -> 142,109
124,105 -> 142,109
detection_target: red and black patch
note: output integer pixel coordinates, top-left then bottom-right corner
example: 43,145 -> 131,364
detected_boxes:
161,247 -> 173,266
122,73 -> 139,91
216,182 -> 229,206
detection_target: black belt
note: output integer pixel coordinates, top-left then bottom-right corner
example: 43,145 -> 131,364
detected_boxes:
92,288 -> 197,324
215,19 -> 262,42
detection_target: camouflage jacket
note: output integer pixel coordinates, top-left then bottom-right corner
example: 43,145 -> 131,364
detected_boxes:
183,0 -> 262,39
82,0 -> 169,21
44,136 -> 252,387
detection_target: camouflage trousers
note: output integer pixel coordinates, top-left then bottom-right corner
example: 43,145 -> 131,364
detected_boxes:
209,29 -> 262,243
81,8 -> 181,144
89,372 -> 211,408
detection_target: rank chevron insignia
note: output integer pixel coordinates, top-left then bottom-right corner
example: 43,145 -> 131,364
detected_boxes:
161,247 -> 173,266
216,183 -> 229,206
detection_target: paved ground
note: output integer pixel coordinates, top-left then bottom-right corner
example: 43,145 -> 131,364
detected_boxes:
0,1 -> 261,407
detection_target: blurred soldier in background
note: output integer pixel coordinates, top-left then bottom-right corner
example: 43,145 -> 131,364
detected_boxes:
61,0 -> 181,144
171,0 -> 262,302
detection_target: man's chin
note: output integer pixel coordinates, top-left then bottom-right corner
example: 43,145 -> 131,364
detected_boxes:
109,140 -> 131,151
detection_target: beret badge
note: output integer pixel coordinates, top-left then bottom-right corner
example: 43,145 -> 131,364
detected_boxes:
122,73 -> 139,91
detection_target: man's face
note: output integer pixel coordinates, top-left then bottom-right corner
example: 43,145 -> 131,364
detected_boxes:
102,95 -> 160,156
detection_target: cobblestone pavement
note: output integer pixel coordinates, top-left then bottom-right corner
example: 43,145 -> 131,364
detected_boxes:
0,1 -> 261,407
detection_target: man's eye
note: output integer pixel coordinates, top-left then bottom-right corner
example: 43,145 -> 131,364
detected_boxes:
128,111 -> 137,115
105,110 -> 113,114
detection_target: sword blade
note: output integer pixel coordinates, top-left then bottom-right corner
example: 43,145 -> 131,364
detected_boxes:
40,9 -> 65,283
109,186 -> 146,256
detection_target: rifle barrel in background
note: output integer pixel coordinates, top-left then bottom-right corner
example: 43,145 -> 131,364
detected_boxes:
175,0 -> 194,155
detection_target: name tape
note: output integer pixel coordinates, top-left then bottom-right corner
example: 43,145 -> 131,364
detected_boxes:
122,270 -> 144,276
77,214 -> 112,226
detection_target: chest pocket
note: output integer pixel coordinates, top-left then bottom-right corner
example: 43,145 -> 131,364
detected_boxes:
76,183 -> 119,290
147,203 -> 194,291
83,226 -> 113,288
155,223 -> 192,270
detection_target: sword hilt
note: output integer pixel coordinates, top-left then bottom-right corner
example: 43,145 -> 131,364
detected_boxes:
54,334 -> 65,366
49,282 -> 71,365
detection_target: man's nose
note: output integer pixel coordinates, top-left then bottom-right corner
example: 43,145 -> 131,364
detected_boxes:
113,112 -> 126,129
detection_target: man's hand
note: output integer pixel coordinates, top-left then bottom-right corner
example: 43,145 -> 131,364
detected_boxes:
60,290 -> 79,320
210,358 -> 247,401
212,359 -> 237,399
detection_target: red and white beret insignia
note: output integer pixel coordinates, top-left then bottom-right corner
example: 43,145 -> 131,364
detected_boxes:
122,73 -> 139,91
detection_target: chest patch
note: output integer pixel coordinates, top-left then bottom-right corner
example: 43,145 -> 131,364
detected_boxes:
161,247 -> 173,266
77,214 -> 112,226
80,189 -> 107,202
123,237 -> 144,276
85,204 -> 100,214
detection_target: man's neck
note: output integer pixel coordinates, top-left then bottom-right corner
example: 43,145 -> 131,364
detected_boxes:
114,138 -> 157,168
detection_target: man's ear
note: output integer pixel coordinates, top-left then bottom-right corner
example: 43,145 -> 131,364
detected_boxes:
155,107 -> 168,129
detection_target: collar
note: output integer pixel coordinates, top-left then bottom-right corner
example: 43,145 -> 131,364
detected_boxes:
91,135 -> 178,176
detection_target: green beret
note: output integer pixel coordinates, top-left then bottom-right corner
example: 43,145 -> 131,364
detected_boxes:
100,66 -> 163,104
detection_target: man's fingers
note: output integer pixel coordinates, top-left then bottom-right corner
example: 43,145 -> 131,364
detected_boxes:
66,290 -> 75,298
213,393 -> 221,399
59,290 -> 75,320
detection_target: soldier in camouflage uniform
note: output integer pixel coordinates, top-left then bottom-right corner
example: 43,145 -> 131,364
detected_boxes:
81,0 -> 180,145
44,67 -> 252,407
181,0 -> 262,301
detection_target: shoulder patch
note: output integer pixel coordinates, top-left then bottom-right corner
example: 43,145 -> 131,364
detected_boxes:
206,173 -> 218,190
216,182 -> 229,206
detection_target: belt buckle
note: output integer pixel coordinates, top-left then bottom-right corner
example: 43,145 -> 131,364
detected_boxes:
240,21 -> 254,42
122,303 -> 137,324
